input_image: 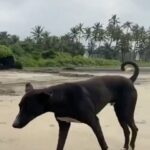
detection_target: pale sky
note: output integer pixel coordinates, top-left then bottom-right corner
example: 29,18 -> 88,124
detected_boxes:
0,0 -> 149,38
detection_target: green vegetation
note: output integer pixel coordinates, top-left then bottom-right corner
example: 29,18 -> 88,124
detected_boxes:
0,45 -> 12,58
18,52 -> 119,67
0,14 -> 150,68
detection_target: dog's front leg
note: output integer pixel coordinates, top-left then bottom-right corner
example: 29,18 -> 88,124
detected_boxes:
56,119 -> 71,150
89,116 -> 108,150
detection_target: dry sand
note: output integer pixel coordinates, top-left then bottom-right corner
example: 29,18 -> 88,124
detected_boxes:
0,70 -> 149,150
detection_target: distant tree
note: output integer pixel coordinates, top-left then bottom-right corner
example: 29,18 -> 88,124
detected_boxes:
92,22 -> 105,47
131,24 -> 146,59
76,23 -> 84,42
106,15 -> 120,48
122,21 -> 132,34
60,34 -> 85,56
1,15 -> 150,65
87,39 -> 96,56
69,26 -> 79,42
41,31 -> 51,50
109,14 -> 120,26
143,28 -> 150,60
84,27 -> 92,42
21,37 -> 35,53
31,25 -> 44,44
118,34 -> 131,62
0,32 -> 10,45
10,35 -> 19,44
10,43 -> 25,57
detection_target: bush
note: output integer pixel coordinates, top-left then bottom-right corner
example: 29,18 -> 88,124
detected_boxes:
54,52 -> 73,66
18,55 -> 39,67
10,44 -> 25,57
42,50 -> 56,59
15,60 -> 23,69
40,53 -> 119,67
0,45 -> 13,58
17,52 -> 119,68
72,56 -> 93,66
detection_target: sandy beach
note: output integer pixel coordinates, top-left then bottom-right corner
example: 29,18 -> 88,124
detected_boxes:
0,70 -> 149,150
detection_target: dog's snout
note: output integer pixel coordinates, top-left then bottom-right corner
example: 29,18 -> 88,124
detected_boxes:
12,122 -> 19,128
12,120 -> 24,128
12,114 -> 23,128
12,118 -> 21,128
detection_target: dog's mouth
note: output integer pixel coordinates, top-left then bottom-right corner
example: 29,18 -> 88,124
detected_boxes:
12,118 -> 30,129
12,122 -> 25,128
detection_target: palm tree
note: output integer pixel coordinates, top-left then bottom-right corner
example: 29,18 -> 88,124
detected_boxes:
118,34 -> 131,62
97,26 -> 106,47
92,22 -> 102,44
131,24 -> 147,60
69,27 -> 79,42
83,27 -> 93,55
131,24 -> 140,42
31,25 -> 44,44
131,24 -> 140,58
10,35 -> 19,44
121,21 -> 133,58
108,14 -> 120,27
106,15 -> 120,48
84,27 -> 92,41
76,23 -> 84,42
0,32 -> 10,45
42,31 -> 50,38
41,31 -> 50,49
137,26 -> 146,60
87,39 -> 96,56
122,21 -> 132,34
24,36 -> 34,43
92,22 -> 106,48
143,28 -> 150,60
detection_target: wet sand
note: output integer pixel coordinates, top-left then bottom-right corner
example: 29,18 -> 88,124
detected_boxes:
0,70 -> 149,150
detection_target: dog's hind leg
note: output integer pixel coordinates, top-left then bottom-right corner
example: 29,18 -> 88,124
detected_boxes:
114,104 -> 130,150
56,120 -> 71,150
127,119 -> 138,150
114,94 -> 138,150
127,95 -> 138,150
124,95 -> 138,150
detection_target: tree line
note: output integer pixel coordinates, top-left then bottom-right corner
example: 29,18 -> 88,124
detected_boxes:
0,14 -> 150,64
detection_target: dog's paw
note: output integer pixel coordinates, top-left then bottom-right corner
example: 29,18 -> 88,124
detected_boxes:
129,146 -> 133,150
120,146 -> 133,150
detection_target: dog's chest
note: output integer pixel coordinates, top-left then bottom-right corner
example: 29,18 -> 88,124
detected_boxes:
56,117 -> 81,123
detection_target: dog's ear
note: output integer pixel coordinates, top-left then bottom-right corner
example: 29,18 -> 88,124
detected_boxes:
25,82 -> 34,93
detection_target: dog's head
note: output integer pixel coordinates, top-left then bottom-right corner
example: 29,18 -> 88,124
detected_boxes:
12,83 -> 52,128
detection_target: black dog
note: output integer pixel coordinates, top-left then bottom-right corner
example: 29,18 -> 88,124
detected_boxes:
13,61 -> 139,150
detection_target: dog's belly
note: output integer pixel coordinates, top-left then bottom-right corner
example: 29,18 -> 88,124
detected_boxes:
57,117 -> 81,123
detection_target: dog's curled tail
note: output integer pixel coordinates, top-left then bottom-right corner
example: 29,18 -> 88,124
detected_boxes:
121,61 -> 139,82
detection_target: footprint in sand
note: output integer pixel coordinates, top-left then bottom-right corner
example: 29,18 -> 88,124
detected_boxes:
136,120 -> 146,124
